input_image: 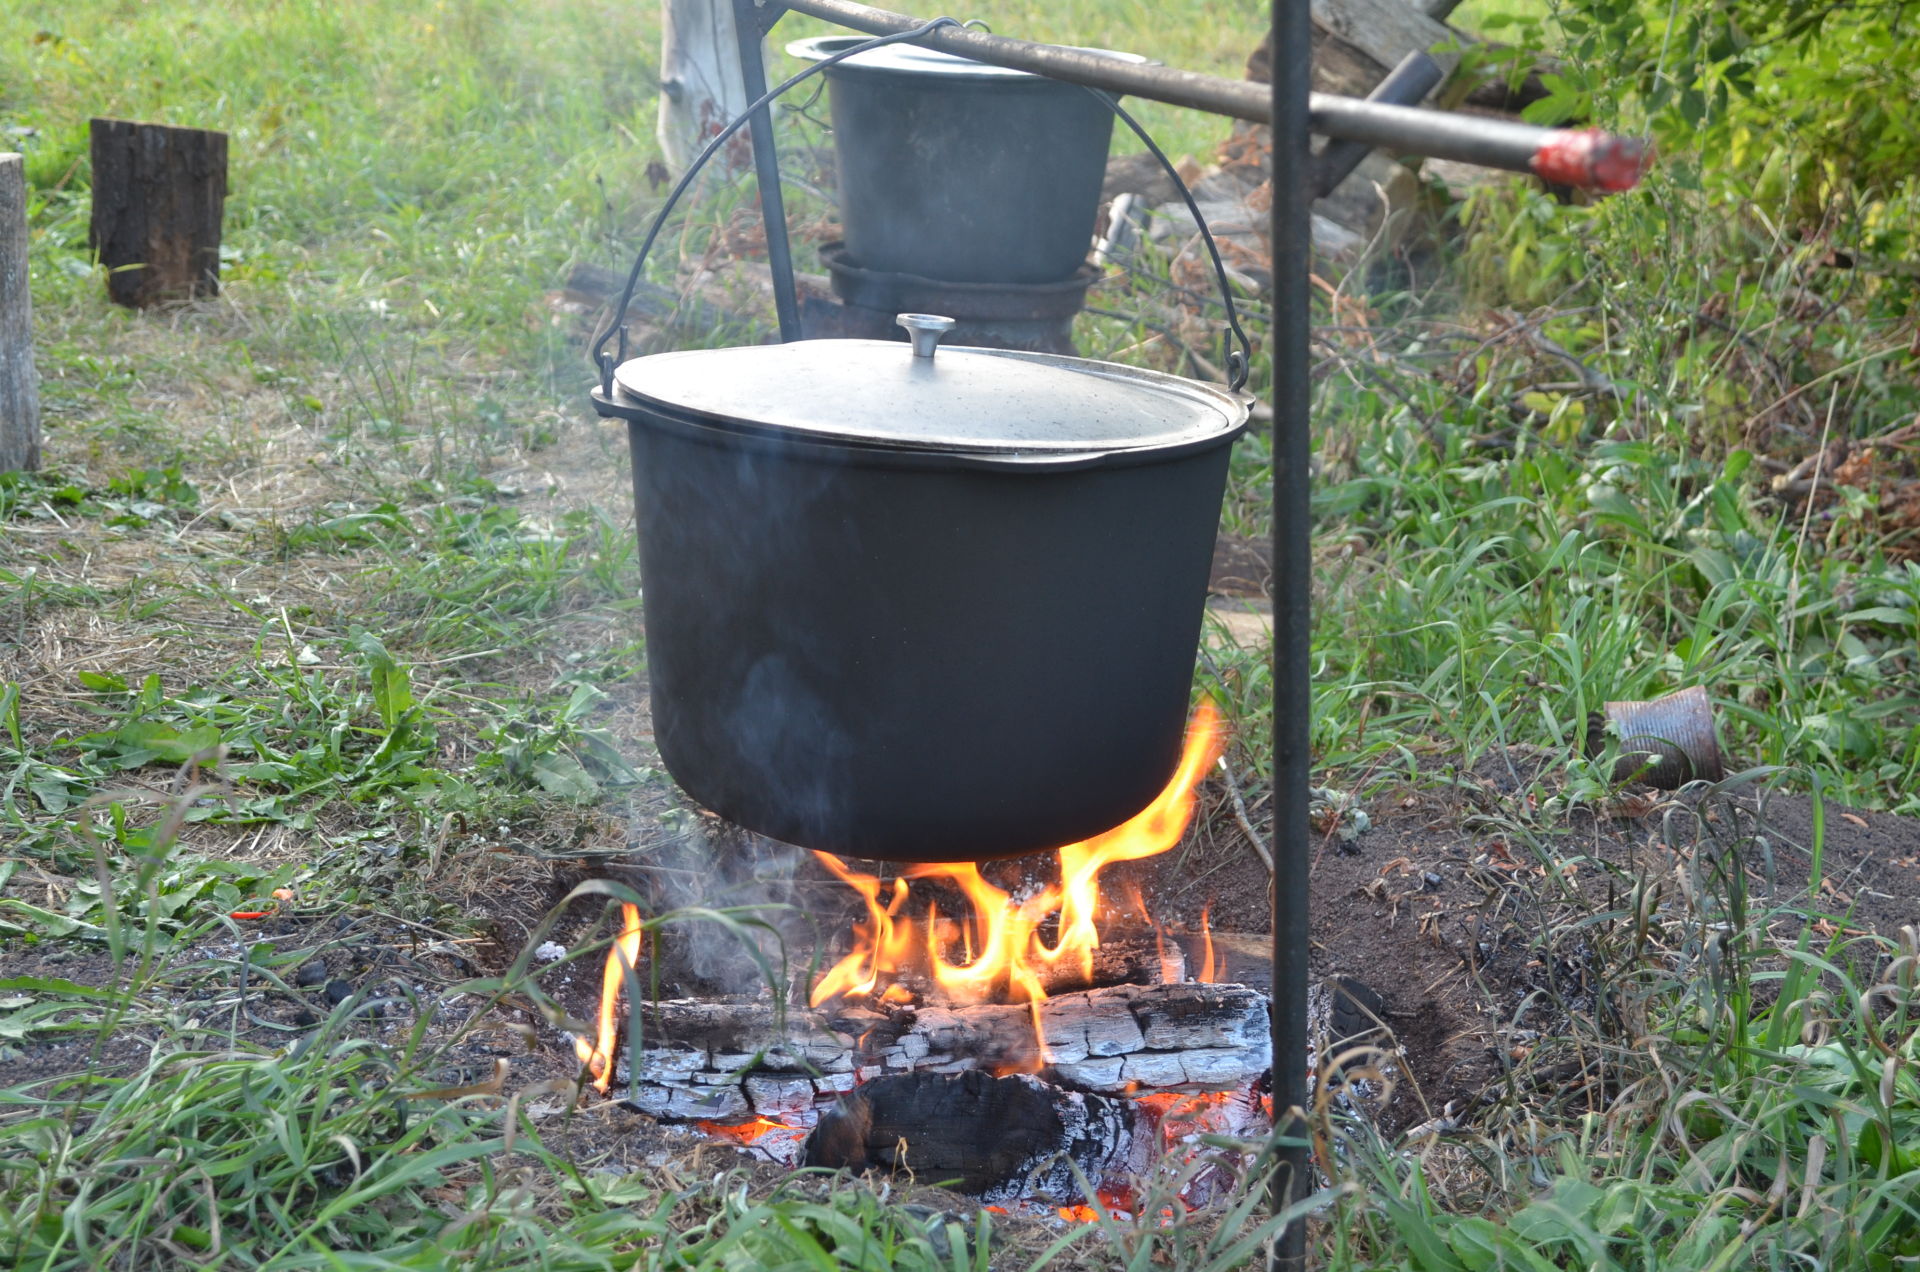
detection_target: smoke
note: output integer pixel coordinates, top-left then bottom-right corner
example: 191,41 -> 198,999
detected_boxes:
634,411 -> 870,852
637,818 -> 822,998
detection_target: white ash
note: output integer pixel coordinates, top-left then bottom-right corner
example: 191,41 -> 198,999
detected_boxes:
600,982 -> 1271,1163
979,1075 -> 1134,1206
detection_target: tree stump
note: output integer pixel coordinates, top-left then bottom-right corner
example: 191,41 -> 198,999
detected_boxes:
88,118 -> 228,308
1,153 -> 39,473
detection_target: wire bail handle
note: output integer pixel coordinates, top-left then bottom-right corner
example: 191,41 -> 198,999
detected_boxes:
594,16 -> 1251,394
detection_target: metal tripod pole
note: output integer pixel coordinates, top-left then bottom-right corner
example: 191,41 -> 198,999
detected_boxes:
731,0 -> 802,342
1268,0 -> 1314,1264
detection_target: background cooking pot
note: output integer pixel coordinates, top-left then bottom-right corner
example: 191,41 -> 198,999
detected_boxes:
787,36 -> 1149,286
592,316 -> 1249,862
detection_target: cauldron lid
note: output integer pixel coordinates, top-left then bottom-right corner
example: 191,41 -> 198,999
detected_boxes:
785,35 -> 1149,82
609,335 -> 1247,455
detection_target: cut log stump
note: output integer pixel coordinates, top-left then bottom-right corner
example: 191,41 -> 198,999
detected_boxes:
1,152 -> 39,473
88,118 -> 227,308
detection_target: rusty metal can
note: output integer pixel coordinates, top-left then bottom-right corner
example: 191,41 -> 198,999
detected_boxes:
1592,686 -> 1725,788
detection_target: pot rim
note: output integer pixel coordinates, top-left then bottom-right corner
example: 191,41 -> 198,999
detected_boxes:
785,34 -> 1151,83
593,383 -> 1251,471
606,339 -> 1253,457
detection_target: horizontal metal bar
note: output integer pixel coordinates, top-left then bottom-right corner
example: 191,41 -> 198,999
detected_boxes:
776,0 -> 1271,118
1313,50 -> 1446,197
769,0 -> 1646,187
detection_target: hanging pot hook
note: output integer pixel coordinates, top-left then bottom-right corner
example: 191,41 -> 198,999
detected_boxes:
1092,94 -> 1253,392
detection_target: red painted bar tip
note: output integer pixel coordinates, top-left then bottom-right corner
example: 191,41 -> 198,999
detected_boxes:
1530,129 -> 1650,192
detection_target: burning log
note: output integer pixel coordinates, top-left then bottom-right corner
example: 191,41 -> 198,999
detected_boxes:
813,930 -> 1186,1004
608,980 -> 1270,1129
803,1070 -> 1132,1202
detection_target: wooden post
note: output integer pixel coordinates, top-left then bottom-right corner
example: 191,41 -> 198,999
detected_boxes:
657,0 -> 755,172
88,118 -> 228,308
0,152 -> 38,474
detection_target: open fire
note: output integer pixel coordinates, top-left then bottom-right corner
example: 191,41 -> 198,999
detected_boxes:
808,701 -> 1224,1015
574,902 -> 645,1092
567,703 -> 1270,1213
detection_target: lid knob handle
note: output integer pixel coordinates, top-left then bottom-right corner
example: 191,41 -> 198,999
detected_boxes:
897,313 -> 955,359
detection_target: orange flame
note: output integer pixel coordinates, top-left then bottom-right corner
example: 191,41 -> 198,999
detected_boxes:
1197,905 -> 1219,983
809,703 -> 1225,1014
808,858 -> 918,1003
573,903 -> 645,1092
696,1115 -> 787,1145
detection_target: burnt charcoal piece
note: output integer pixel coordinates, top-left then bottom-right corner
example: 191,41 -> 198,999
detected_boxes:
804,1070 -> 1129,1199
1326,975 -> 1387,1069
294,960 -> 330,988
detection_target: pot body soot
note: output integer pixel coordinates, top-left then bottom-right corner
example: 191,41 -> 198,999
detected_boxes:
598,334 -> 1248,863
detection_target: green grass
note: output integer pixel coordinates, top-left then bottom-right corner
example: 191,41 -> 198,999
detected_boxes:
6,0 -> 1920,1267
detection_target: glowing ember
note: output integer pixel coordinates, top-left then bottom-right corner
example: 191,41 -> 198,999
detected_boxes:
1056,1189 -> 1134,1224
808,703 -> 1225,1013
573,903 -> 644,1092
697,1115 -> 788,1145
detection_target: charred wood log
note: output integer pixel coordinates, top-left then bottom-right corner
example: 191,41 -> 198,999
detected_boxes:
611,981 -> 1271,1126
804,1070 -> 1132,1201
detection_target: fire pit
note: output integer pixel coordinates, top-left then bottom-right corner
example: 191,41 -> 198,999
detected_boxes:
564,705 -> 1278,1212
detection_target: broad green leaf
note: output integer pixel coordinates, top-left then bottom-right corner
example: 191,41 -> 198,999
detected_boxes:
531,752 -> 600,801
114,721 -> 222,764
29,774 -> 73,813
350,630 -> 413,731
0,901 -> 102,938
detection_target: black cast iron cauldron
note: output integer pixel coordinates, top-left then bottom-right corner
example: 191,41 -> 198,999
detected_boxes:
787,36 -> 1148,285
591,315 -> 1250,862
